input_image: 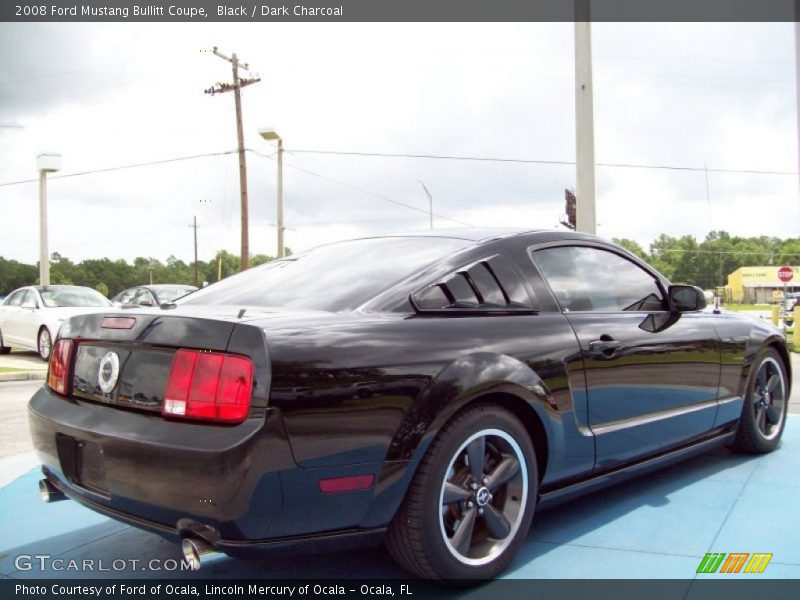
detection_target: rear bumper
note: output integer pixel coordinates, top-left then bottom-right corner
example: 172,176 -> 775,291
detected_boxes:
29,386 -> 293,541
38,470 -> 386,557
28,386 -> 389,550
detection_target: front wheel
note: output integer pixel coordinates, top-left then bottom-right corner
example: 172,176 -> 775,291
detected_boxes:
730,348 -> 788,454
37,328 -> 52,362
386,403 -> 537,581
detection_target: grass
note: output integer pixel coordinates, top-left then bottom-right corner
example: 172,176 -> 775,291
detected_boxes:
0,367 -> 27,373
723,304 -> 771,312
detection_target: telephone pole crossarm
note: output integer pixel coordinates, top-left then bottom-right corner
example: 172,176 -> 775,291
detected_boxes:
204,77 -> 261,96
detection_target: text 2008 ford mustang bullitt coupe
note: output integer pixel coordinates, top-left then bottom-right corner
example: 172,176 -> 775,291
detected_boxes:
28,229 -> 789,580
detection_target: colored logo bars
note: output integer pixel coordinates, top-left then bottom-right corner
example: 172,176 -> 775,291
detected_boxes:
696,552 -> 773,574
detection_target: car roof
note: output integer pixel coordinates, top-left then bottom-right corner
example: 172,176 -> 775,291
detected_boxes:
147,284 -> 197,290
34,285 -> 96,292
322,228 -> 605,245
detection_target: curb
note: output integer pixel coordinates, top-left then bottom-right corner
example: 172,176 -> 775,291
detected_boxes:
0,371 -> 47,383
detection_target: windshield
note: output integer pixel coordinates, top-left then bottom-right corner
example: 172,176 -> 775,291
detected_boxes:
181,237 -> 471,311
40,287 -> 112,308
156,287 -> 197,302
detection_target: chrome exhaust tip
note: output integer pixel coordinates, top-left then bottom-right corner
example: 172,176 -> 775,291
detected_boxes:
39,479 -> 67,503
181,536 -> 221,570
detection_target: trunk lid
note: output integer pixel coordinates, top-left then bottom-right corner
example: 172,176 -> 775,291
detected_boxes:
57,308 -> 271,413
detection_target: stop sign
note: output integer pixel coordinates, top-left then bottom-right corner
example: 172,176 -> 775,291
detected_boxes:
778,266 -> 794,283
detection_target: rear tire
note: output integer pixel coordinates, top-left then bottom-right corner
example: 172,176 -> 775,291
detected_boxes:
386,403 -> 537,582
37,328 -> 52,362
730,348 -> 788,454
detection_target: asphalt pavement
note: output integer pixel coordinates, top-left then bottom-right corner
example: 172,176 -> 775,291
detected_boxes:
0,418 -> 798,580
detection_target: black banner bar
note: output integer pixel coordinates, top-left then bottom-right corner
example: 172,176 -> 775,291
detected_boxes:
4,580 -> 800,600
1,0 -> 799,23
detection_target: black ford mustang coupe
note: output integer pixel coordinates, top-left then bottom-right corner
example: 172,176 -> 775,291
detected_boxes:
28,229 -> 789,580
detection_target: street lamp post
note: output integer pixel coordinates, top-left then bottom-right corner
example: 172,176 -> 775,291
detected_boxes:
258,127 -> 285,258
36,153 -> 61,286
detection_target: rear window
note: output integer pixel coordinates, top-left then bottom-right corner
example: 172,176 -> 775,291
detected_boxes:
181,237 -> 471,311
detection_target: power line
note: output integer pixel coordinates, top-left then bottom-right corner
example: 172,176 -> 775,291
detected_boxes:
0,147 -> 472,228
2,147 -> 794,191
248,148 -> 473,228
0,150 -> 239,188
286,148 -> 798,176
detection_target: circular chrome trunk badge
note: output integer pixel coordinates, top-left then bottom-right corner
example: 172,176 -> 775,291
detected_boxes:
98,351 -> 120,393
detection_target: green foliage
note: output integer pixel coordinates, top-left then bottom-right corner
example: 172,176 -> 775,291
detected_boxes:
0,250 -> 278,297
3,234 -> 796,298
0,257 -> 38,295
612,238 -> 648,260
614,231 -> 800,289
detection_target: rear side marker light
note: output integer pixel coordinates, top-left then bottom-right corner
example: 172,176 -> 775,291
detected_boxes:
163,349 -> 253,423
318,475 -> 375,493
48,339 -> 74,395
101,317 -> 136,329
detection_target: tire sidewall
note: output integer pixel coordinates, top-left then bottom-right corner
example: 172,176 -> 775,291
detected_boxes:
740,348 -> 788,452
418,406 -> 538,580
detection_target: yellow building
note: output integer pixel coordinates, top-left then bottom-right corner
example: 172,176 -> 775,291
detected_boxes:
727,266 -> 800,303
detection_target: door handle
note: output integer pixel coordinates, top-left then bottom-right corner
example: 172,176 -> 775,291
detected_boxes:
588,335 -> 624,358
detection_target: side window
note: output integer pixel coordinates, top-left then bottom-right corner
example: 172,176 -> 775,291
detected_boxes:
17,291 -> 33,306
532,246 -> 665,313
5,291 -> 23,306
411,254 -> 534,312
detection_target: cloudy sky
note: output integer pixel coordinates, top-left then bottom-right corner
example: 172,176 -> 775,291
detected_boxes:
0,22 -> 797,265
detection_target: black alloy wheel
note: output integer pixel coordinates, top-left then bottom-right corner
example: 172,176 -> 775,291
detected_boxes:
731,348 -> 788,454
386,403 -> 537,581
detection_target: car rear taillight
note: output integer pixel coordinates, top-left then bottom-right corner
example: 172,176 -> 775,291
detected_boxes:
48,339 -> 74,395
162,349 -> 253,423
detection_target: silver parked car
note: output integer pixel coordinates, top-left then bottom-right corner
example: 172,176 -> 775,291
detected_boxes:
111,284 -> 198,307
0,285 -> 112,360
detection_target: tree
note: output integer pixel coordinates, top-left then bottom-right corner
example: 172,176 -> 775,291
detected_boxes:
0,257 -> 38,295
612,238 -> 648,261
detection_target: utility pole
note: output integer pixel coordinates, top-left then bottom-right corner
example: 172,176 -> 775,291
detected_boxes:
189,216 -> 199,287
574,1 -> 597,235
204,47 -> 261,270
418,181 -> 434,229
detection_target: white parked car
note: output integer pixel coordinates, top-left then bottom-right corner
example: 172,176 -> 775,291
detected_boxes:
0,285 -> 112,361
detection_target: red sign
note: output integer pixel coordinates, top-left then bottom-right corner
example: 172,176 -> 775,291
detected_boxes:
778,266 -> 794,283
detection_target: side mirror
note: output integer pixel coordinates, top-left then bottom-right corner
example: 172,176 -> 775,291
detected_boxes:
668,285 -> 706,312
